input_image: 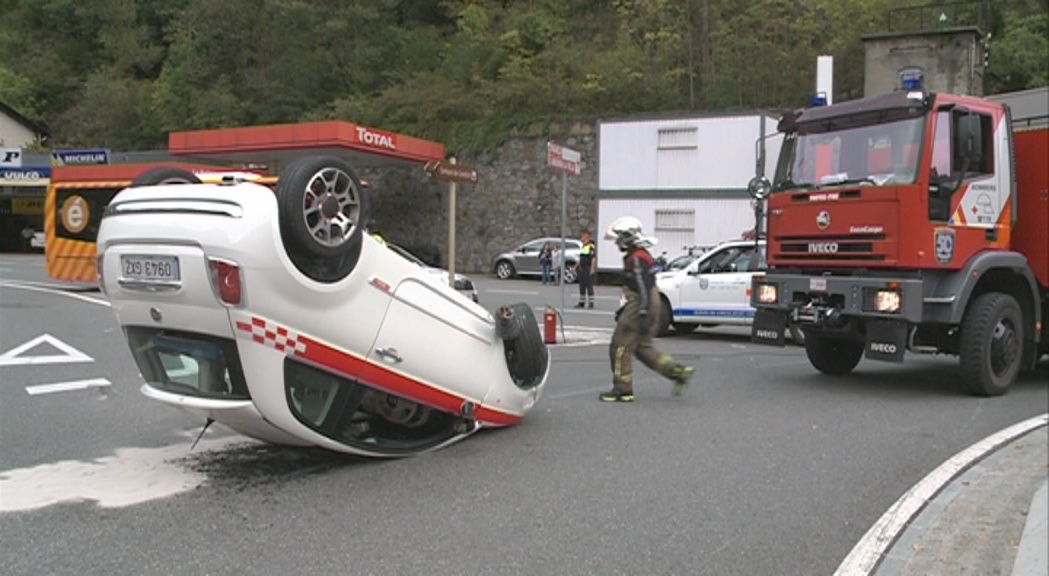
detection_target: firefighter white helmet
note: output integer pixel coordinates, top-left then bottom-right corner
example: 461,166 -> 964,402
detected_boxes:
605,216 -> 657,249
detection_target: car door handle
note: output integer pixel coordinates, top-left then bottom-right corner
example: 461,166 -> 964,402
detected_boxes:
375,347 -> 403,363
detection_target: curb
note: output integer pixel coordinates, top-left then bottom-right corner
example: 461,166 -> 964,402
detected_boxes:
835,414 -> 1049,576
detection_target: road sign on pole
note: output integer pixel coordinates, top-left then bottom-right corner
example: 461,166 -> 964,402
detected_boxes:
424,161 -> 479,184
546,141 -> 583,326
546,142 -> 581,175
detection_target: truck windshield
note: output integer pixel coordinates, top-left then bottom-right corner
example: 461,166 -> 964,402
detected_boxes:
774,115 -> 925,191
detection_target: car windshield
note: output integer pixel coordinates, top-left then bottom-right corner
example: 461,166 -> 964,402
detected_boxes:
775,115 -> 926,191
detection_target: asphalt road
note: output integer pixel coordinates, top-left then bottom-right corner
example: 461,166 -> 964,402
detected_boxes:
1,254 -> 1046,575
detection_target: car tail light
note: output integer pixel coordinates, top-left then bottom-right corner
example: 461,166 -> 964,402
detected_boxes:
208,258 -> 242,305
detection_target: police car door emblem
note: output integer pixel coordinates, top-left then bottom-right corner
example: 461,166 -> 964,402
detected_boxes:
816,210 -> 831,230
934,228 -> 955,265
699,277 -> 710,290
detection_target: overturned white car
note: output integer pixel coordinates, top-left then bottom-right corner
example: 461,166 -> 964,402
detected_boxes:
97,157 -> 549,457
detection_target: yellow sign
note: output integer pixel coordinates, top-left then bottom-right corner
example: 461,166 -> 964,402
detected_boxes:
12,197 -> 45,215
61,195 -> 90,234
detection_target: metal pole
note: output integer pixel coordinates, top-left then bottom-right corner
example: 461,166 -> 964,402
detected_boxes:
448,157 -> 457,289
560,170 -> 567,321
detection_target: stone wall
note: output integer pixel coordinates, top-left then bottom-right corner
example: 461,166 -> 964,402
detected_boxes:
360,123 -> 599,274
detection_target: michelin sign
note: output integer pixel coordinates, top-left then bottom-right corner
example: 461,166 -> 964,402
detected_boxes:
51,148 -> 110,166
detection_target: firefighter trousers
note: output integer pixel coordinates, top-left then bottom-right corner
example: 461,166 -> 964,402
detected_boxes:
609,287 -> 680,394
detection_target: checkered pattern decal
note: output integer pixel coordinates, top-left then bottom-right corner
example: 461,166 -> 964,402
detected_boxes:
236,316 -> 307,355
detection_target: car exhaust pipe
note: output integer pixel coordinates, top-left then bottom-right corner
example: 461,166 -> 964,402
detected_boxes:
495,305 -> 522,341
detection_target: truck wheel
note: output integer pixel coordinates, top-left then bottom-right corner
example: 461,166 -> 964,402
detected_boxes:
131,168 -> 201,186
277,157 -> 370,283
502,303 -> 548,389
960,293 -> 1023,396
804,334 -> 863,375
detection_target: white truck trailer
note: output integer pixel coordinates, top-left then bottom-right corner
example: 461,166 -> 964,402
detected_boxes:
596,113 -> 781,272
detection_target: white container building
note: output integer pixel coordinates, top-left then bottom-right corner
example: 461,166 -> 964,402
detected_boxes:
596,113 -> 781,271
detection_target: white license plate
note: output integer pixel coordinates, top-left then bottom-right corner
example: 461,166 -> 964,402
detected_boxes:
121,255 -> 180,282
809,277 -> 827,291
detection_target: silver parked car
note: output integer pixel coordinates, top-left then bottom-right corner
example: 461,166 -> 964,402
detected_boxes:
492,237 -> 582,283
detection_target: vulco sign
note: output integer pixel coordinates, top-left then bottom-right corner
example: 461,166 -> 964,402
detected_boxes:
356,127 -> 396,150
808,242 -> 839,254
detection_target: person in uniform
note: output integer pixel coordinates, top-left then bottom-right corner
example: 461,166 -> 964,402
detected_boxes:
602,217 -> 694,402
574,229 -> 597,308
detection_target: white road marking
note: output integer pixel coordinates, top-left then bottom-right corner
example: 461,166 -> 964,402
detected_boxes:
0,280 -> 110,307
25,378 -> 111,396
0,334 -> 94,366
0,436 -> 252,513
834,413 -> 1049,576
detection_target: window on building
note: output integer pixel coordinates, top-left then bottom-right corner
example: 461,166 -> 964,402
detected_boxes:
658,127 -> 698,150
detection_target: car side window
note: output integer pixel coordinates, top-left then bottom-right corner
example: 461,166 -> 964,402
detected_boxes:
728,249 -> 757,272
698,247 -> 735,274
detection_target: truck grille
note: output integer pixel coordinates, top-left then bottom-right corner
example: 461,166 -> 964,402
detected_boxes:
774,234 -> 887,262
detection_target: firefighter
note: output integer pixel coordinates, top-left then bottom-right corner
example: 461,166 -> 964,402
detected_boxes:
602,216 -> 694,402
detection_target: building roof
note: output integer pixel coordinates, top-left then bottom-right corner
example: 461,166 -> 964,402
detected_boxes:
0,100 -> 50,139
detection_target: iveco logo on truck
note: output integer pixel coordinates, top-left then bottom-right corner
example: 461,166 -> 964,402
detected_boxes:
755,329 -> 779,340
808,242 -> 839,253
869,342 -> 898,354
816,210 -> 832,230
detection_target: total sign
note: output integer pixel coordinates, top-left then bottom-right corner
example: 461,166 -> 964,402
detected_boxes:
355,126 -> 397,150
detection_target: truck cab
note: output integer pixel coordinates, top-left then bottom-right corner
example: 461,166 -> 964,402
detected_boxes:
750,87 -> 1048,395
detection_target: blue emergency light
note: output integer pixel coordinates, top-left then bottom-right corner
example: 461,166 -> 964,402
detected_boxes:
811,93 -> 828,107
901,75 -> 924,91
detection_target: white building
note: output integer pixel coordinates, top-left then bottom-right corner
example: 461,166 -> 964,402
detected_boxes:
596,112 -> 781,271
0,101 -> 47,148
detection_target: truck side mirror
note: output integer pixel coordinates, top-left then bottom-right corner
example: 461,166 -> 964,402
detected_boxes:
956,115 -> 983,163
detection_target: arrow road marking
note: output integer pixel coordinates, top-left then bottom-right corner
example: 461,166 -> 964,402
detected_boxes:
0,334 -> 94,366
25,378 -> 111,396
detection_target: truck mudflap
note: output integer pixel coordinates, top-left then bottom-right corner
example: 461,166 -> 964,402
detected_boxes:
865,320 -> 907,362
752,309 -> 788,346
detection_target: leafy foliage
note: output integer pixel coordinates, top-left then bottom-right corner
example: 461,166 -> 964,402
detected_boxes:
0,0 -> 1043,151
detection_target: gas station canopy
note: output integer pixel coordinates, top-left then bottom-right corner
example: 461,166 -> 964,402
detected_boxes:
169,121 -> 445,169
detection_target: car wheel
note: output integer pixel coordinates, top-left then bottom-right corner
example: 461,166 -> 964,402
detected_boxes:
562,265 -> 578,284
655,297 -> 672,336
495,260 -> 515,280
672,322 -> 695,335
131,168 -> 202,186
277,156 -> 370,283
502,303 -> 548,389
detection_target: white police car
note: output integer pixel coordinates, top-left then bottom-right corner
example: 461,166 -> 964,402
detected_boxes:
96,157 -> 548,458
653,239 -> 803,342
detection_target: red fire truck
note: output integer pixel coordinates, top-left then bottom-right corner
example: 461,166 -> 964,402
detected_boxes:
749,86 -> 1048,395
